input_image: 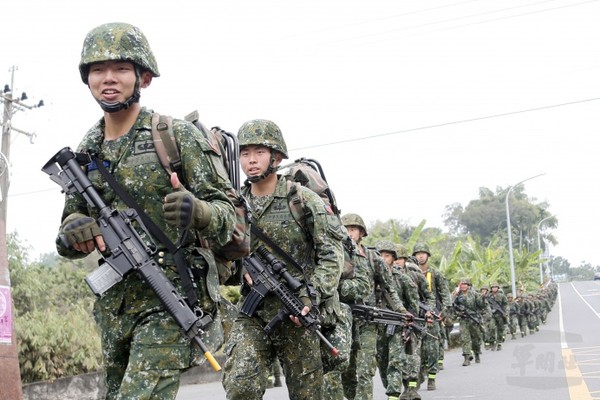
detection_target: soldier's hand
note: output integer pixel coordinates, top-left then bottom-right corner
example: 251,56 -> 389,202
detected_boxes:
290,306 -> 310,327
163,173 -> 212,229
61,212 -> 106,253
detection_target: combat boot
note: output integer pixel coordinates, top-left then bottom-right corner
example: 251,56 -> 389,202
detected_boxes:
462,354 -> 471,366
496,343 -> 502,351
427,374 -> 436,390
511,333 -> 517,340
402,384 -> 421,400
273,376 -> 282,387
475,353 -> 481,363
437,359 -> 444,371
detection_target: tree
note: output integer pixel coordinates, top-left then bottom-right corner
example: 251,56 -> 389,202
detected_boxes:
443,186 -> 558,250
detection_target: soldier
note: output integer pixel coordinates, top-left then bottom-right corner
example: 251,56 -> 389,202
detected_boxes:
412,242 -> 451,391
376,241 -> 420,400
56,22 -> 237,400
506,293 -> 519,340
340,213 -> 405,400
487,283 -> 508,350
479,285 -> 494,349
322,234 -> 371,399
394,244 -> 436,400
452,278 -> 486,365
515,294 -> 530,337
221,119 -> 343,400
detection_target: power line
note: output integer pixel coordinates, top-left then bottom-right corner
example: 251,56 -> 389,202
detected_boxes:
291,97 -> 600,151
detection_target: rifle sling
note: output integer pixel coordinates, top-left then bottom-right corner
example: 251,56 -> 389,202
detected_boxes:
92,155 -> 199,308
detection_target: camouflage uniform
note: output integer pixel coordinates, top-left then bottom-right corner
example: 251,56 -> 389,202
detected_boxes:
374,241 -> 419,399
486,284 -> 508,350
413,243 -> 451,391
222,120 -> 343,400
507,294 -> 519,339
57,23 -> 236,400
515,295 -> 530,337
322,235 -> 371,400
401,258 -> 435,398
452,283 -> 485,365
341,215 -> 405,400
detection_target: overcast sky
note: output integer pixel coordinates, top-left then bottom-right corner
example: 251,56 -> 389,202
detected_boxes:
2,0 -> 599,269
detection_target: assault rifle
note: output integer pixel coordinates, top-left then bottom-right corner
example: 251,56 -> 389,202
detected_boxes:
351,304 -> 438,340
418,301 -> 442,321
240,245 -> 339,357
452,302 -> 485,332
42,147 -> 221,371
486,296 -> 508,322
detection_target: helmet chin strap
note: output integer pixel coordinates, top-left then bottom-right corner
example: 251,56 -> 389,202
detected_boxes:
245,154 -> 278,184
95,67 -> 142,113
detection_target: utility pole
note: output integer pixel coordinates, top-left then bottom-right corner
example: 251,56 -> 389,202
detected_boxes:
0,65 -> 43,400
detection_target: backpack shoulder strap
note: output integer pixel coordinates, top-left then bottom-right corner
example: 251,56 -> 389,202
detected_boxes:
286,180 -> 308,231
151,112 -> 182,178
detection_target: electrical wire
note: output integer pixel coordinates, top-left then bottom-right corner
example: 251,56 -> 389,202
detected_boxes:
291,97 -> 600,151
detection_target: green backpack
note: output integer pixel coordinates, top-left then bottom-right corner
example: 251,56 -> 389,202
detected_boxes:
151,111 -> 250,283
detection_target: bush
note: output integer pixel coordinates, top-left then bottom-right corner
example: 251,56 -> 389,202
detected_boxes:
10,247 -> 102,383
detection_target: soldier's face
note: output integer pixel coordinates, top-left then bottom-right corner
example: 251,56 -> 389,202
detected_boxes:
414,252 -> 428,265
380,252 -> 395,267
345,226 -> 362,243
87,60 -> 139,103
240,145 -> 273,177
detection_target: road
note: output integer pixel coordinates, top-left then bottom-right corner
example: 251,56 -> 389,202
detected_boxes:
177,281 -> 600,399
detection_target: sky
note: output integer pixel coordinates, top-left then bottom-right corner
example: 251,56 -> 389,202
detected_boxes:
1,0 -> 599,268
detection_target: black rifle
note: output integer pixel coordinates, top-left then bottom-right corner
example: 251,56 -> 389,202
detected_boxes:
42,147 -> 221,371
486,295 -> 508,322
351,304 -> 437,340
240,245 -> 339,357
418,301 -> 442,321
453,302 -> 485,333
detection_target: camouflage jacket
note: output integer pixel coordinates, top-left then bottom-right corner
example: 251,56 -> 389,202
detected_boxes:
362,246 -> 405,312
390,266 -> 419,315
56,108 -> 236,313
421,265 -> 452,312
338,236 -> 371,304
242,175 -> 343,312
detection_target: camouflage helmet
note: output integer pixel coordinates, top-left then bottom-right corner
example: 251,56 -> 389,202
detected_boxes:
507,293 -> 515,298
459,277 -> 471,285
491,282 -> 501,289
341,213 -> 368,236
480,285 -> 489,291
79,22 -> 160,84
396,244 -> 410,259
412,242 -> 431,256
238,119 -> 288,159
376,240 -> 397,259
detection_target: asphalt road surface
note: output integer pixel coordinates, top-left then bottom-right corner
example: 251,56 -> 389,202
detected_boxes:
177,281 -> 600,399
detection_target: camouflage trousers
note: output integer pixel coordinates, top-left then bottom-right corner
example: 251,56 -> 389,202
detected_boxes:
322,303 -> 353,400
222,313 -> 323,400
376,325 -> 406,396
342,320 -> 377,400
420,320 -> 441,379
508,314 -> 518,335
518,315 -> 528,335
93,306 -> 191,400
490,314 -> 507,344
402,330 -> 422,383
459,319 -> 482,356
